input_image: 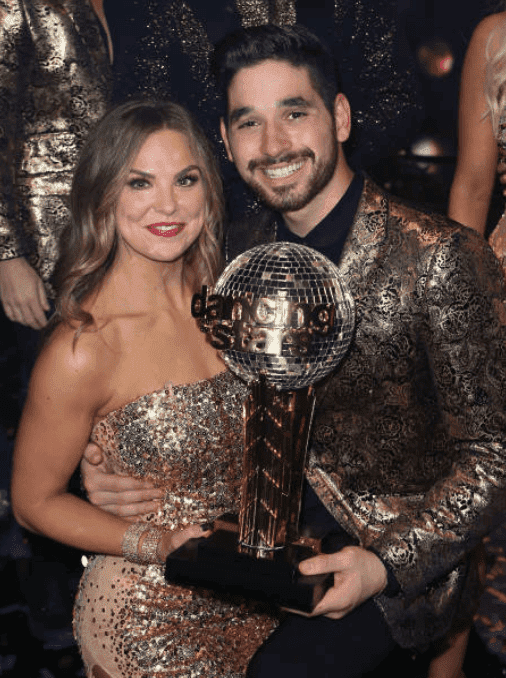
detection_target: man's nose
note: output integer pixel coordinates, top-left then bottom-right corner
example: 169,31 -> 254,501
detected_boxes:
260,121 -> 290,159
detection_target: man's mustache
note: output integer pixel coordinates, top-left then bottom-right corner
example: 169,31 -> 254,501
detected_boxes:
247,149 -> 315,172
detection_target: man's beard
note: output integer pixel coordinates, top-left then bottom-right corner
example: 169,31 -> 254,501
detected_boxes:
245,139 -> 339,213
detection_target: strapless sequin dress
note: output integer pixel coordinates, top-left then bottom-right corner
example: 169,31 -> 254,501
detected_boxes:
73,370 -> 277,678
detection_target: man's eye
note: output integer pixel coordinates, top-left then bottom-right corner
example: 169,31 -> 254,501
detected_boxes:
178,173 -> 200,187
237,119 -> 257,130
288,111 -> 307,120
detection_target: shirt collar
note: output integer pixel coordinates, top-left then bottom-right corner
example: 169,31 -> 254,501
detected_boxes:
276,173 -> 364,260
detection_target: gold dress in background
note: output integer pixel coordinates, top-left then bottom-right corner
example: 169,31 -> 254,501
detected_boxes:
0,0 -> 111,295
73,370 -> 277,678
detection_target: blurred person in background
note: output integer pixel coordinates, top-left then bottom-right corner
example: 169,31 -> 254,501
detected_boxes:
0,1 -> 111,674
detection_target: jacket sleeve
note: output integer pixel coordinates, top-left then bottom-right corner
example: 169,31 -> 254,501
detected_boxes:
371,228 -> 506,601
0,0 -> 29,262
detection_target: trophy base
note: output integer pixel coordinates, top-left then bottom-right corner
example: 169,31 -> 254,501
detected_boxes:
165,514 -> 332,613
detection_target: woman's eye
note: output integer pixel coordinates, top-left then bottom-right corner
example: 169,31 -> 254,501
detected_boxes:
128,178 -> 150,189
178,173 -> 200,187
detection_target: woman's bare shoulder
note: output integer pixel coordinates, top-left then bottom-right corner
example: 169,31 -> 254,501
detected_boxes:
472,12 -> 506,48
30,322 -> 118,411
45,321 -> 117,369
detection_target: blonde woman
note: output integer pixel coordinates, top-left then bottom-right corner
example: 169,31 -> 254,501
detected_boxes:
447,12 -> 506,677
448,10 -> 506,266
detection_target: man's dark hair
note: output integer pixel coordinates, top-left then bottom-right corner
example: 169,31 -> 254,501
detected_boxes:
211,24 -> 342,119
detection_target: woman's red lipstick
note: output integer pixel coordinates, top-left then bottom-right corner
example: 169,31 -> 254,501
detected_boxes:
147,223 -> 185,237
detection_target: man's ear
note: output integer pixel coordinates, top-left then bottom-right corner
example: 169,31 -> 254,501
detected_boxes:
334,94 -> 351,144
220,117 -> 234,162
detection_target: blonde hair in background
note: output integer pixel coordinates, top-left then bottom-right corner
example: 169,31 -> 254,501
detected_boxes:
485,12 -> 506,135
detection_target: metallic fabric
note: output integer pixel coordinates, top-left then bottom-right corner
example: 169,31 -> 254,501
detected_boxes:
74,370 -> 277,677
0,0 -> 111,294
234,0 -> 297,27
225,177 -> 506,650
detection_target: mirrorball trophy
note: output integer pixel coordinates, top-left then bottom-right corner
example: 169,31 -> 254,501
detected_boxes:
165,242 -> 355,612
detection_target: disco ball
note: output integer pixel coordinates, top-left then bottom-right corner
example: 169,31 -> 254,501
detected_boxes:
211,242 -> 355,390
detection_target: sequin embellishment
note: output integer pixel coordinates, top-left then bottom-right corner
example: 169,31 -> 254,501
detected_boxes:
74,371 -> 277,677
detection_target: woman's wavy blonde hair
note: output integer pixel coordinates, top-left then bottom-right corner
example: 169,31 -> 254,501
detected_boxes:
50,100 -> 224,335
485,11 -> 506,135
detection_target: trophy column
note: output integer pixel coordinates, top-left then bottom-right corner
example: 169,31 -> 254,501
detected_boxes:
239,378 -> 316,557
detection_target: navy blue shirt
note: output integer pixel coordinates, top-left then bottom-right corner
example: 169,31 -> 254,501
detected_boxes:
276,172 -> 364,267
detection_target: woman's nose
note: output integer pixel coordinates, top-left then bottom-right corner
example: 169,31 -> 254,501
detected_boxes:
153,185 -> 176,214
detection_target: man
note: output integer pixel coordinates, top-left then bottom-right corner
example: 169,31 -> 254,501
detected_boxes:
106,0 -> 422,221
83,24 -> 506,677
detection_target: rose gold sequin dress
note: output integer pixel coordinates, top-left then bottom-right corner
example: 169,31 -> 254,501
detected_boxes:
73,370 -> 277,678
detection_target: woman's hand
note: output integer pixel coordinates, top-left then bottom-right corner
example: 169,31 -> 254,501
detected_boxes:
158,524 -> 212,560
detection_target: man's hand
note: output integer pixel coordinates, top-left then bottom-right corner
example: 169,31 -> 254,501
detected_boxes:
0,258 -> 50,329
81,443 -> 164,518
299,546 -> 388,619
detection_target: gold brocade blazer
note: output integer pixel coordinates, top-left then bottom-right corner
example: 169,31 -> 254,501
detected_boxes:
225,178 -> 506,650
0,0 -> 111,293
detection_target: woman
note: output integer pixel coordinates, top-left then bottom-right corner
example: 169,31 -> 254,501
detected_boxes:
11,100 -> 276,678
447,12 -> 506,677
448,9 -> 506,266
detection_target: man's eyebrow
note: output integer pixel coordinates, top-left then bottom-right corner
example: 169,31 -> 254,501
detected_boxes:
228,106 -> 254,125
279,96 -> 312,108
228,97 -> 314,124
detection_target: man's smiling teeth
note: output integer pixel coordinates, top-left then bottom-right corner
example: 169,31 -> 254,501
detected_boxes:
263,161 -> 303,179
